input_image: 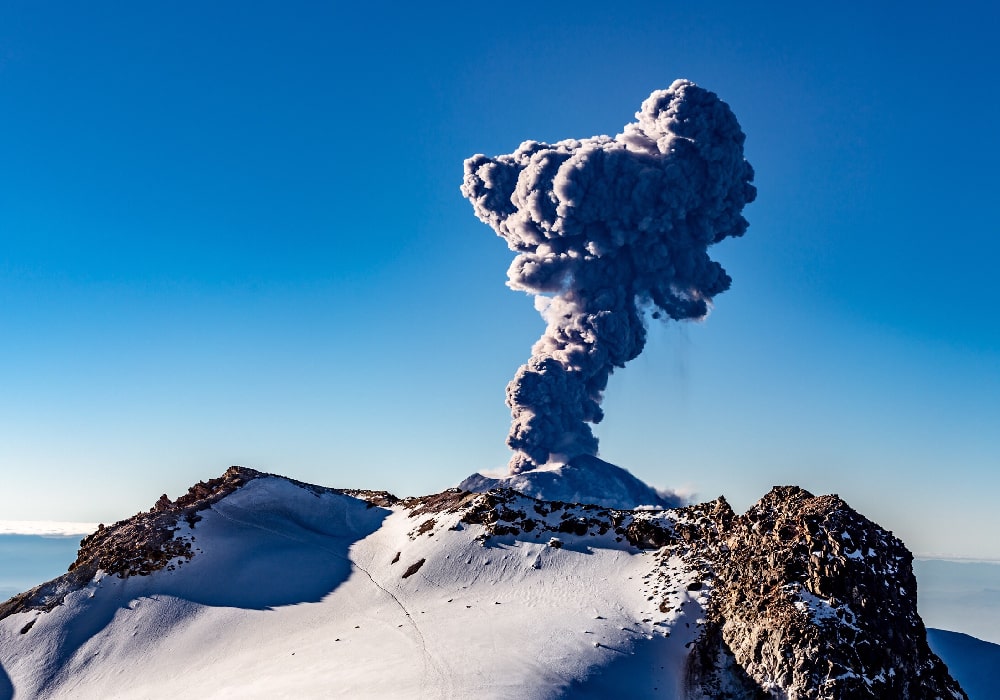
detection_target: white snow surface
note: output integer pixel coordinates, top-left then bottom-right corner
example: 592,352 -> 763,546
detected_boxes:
0,476 -> 706,699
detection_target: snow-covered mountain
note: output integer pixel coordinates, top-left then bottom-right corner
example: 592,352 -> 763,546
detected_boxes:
0,467 -> 970,699
459,454 -> 683,509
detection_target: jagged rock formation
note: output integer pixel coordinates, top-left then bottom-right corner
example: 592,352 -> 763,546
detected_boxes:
403,484 -> 965,699
0,471 -> 966,699
0,467 -> 282,622
686,486 -> 964,699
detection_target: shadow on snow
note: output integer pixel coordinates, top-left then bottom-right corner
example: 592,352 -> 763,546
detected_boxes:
1,489 -> 391,697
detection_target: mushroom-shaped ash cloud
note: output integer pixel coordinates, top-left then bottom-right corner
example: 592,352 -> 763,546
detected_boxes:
462,80 -> 755,474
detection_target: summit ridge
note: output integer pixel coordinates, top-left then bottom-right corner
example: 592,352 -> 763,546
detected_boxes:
0,469 -> 967,699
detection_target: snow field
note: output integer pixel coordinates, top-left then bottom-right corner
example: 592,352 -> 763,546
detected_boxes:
0,477 -> 705,699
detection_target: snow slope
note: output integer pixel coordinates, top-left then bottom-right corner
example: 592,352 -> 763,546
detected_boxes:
0,476 -> 705,699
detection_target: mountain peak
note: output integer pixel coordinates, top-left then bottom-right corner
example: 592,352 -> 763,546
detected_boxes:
695,483 -> 963,699
459,454 -> 683,509
0,469 -> 968,699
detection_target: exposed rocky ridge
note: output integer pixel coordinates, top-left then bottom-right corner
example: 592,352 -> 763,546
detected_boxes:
0,466 -> 269,620
399,484 -> 965,699
687,486 -> 965,699
0,467 -> 407,623
0,472 -> 967,699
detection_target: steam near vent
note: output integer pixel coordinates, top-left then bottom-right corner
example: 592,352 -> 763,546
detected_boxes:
462,79 -> 755,474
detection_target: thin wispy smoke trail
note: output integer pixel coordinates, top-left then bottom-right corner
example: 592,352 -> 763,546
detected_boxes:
462,80 -> 755,473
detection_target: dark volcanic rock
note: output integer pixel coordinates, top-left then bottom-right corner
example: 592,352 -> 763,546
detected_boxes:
405,483 -> 966,698
687,486 -> 966,700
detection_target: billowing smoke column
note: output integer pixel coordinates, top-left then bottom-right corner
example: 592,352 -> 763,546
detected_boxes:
461,80 -> 755,474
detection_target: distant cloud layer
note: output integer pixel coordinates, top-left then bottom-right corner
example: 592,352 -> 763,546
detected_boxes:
462,79 -> 755,473
0,520 -> 99,536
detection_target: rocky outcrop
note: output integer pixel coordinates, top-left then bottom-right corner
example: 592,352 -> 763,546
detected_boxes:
70,467 -> 266,576
400,483 -> 965,699
687,486 -> 966,699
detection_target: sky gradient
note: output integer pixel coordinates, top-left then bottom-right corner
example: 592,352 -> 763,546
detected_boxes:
2,2 -> 999,559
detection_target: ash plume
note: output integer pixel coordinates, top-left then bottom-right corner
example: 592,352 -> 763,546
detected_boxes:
462,80 -> 755,474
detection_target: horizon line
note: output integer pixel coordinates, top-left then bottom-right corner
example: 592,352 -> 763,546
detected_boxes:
0,520 -> 100,537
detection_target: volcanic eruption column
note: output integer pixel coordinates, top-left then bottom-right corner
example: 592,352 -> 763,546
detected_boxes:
461,80 -> 755,474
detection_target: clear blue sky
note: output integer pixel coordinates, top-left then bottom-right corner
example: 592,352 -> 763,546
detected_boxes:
2,2 -> 998,558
